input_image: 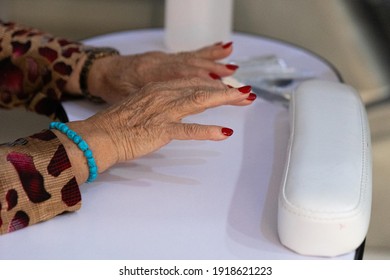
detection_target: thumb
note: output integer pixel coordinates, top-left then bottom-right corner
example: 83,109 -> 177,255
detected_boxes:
170,123 -> 234,141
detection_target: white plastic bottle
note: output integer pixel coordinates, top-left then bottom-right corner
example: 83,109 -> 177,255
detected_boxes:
164,0 -> 233,51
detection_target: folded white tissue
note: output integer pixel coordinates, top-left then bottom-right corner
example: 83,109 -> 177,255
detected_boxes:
278,80 -> 372,257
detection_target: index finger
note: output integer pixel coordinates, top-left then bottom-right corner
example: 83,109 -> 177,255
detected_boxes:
191,42 -> 234,60
173,86 -> 252,119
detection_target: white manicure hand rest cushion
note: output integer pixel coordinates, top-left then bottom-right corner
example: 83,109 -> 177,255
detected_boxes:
278,80 -> 372,257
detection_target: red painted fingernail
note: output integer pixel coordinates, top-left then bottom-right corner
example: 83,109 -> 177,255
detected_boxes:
247,93 -> 257,101
226,64 -> 239,71
238,85 -> 252,93
222,41 -> 233,49
209,72 -> 221,80
222,127 -> 234,136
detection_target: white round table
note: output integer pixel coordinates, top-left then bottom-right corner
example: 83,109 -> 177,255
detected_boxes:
0,29 -> 356,260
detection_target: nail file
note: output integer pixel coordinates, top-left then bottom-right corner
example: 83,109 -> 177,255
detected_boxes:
251,86 -> 290,107
223,76 -> 290,107
278,80 -> 372,257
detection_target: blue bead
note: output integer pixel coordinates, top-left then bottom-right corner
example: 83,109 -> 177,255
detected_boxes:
58,123 -> 67,131
78,140 -> 89,152
72,135 -> 81,144
84,149 -> 93,158
87,157 -> 96,166
66,130 -> 76,139
89,166 -> 98,173
87,174 -> 98,183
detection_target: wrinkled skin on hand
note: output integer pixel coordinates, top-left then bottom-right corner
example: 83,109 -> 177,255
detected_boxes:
87,78 -> 253,164
89,43 -> 237,104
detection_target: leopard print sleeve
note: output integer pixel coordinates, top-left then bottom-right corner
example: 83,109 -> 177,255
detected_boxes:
0,20 -> 84,119
0,21 -> 83,235
0,130 -> 81,235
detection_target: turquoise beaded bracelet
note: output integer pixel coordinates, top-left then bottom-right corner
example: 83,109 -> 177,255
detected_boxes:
50,122 -> 98,182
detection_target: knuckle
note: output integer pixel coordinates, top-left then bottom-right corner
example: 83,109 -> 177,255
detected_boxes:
187,76 -> 203,84
183,124 -> 199,136
180,52 -> 195,62
182,124 -> 210,138
191,89 -> 210,106
182,125 -> 214,139
186,56 -> 198,65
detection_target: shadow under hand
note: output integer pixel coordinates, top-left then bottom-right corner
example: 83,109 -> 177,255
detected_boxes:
96,147 -> 221,187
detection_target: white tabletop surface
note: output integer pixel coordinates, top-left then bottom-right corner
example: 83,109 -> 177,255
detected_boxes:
0,29 -> 355,260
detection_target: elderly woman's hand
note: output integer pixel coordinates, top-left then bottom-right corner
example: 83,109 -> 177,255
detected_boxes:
87,42 -> 238,103
59,78 -> 254,183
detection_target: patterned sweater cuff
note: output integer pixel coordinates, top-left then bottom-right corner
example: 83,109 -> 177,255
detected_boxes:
0,130 -> 81,235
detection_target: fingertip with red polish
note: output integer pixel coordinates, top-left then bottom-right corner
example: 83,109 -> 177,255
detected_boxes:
222,42 -> 233,49
221,127 -> 234,136
209,72 -> 221,80
238,85 -> 252,94
225,64 -> 239,71
247,93 -> 257,101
